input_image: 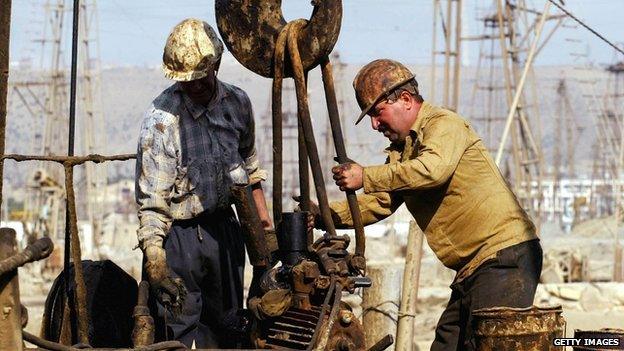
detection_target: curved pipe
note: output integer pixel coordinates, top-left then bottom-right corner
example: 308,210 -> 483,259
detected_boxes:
0,237 -> 53,276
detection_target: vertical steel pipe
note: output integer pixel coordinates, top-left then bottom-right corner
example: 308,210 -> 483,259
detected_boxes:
298,118 -> 311,209
286,21 -> 336,237
271,22 -> 291,228
320,57 -> 366,264
64,165 -> 89,344
298,72 -> 311,208
64,1 -> 89,344
0,0 -> 12,209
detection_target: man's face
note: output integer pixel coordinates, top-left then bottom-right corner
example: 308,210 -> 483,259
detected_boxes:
179,70 -> 216,105
368,91 -> 414,143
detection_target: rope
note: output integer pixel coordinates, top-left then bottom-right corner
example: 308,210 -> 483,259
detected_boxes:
547,0 -> 624,56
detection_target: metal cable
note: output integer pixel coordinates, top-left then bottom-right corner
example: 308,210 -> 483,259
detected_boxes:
547,0 -> 624,56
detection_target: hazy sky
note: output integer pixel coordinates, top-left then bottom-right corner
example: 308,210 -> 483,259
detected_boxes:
7,0 -> 624,68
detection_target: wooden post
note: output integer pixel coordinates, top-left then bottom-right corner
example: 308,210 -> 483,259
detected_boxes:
362,262 -> 403,351
0,0 -> 12,209
396,221 -> 424,350
0,228 -> 23,350
614,244 -> 623,282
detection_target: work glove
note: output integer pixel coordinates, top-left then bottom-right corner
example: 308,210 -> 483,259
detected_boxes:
143,245 -> 187,315
292,195 -> 324,231
248,288 -> 292,321
264,228 -> 279,266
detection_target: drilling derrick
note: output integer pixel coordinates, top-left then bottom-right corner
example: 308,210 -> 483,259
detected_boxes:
10,0 -> 106,256
460,0 -> 565,228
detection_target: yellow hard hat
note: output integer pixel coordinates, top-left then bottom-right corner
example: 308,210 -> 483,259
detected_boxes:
162,18 -> 224,81
353,59 -> 416,125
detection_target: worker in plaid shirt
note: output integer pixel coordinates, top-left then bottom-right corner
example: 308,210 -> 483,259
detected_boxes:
135,19 -> 271,348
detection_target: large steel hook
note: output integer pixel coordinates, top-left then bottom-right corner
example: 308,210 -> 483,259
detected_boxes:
215,0 -> 342,78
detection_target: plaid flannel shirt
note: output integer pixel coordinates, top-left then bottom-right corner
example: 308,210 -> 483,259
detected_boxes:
135,79 -> 267,249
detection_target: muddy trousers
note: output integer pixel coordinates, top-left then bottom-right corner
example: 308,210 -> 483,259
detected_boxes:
430,239 -> 542,351
160,210 -> 245,349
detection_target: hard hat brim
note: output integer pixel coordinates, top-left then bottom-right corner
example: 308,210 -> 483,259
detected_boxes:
354,75 -> 415,125
355,109 -> 369,125
162,64 -> 210,82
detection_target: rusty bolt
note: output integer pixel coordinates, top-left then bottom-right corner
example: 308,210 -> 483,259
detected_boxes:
339,310 -> 353,326
3,306 -> 12,318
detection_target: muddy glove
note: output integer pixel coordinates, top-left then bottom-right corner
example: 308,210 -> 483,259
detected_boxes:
292,195 -> 324,231
264,228 -> 278,258
143,245 -> 187,314
248,289 -> 292,320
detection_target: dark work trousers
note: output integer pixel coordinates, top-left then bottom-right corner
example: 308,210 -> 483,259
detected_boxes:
430,239 -> 542,351
160,209 -> 245,348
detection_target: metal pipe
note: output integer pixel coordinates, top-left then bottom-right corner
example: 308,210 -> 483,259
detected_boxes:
320,57 -> 366,266
271,25 -> 288,226
0,237 -> 53,276
231,184 -> 270,267
23,330 -> 76,351
68,0 -> 79,156
314,281 -> 344,349
64,164 -> 90,344
0,0 -> 12,210
297,115 -> 312,247
24,330 -> 186,351
298,111 -> 310,212
495,1 -> 551,165
286,20 -> 337,237
307,278 -> 336,350
367,334 -> 394,351
0,228 -> 23,350
63,0 -> 82,344
1,152 -> 135,164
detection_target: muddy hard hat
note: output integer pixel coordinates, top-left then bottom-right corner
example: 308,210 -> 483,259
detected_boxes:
353,59 -> 416,125
162,18 -> 224,82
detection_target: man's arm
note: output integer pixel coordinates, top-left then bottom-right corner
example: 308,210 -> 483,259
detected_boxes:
329,191 -> 404,229
237,91 -> 272,228
135,109 -> 177,249
363,114 -> 469,193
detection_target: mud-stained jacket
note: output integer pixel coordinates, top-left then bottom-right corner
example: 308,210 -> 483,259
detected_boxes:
329,101 -> 538,282
135,79 -> 267,250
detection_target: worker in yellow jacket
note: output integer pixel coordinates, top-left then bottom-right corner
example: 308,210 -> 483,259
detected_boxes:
319,59 -> 542,351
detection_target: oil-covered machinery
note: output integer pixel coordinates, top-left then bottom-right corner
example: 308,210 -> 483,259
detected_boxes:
248,212 -> 370,350
215,1 -> 392,349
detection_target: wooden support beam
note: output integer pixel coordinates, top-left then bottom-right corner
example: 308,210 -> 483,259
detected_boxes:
0,0 -> 12,209
395,222 -> 424,351
362,262 -> 403,350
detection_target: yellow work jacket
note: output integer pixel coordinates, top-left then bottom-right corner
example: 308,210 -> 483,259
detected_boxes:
329,101 -> 537,281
